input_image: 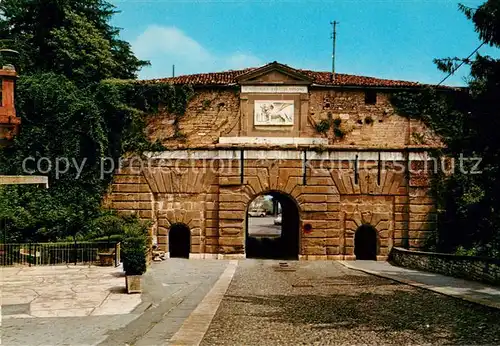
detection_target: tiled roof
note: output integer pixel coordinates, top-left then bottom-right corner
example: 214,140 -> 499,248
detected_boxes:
143,62 -> 426,88
145,68 -> 255,86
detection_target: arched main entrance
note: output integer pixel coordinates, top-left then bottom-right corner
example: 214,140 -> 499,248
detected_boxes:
169,223 -> 190,258
354,224 -> 378,260
246,191 -> 300,260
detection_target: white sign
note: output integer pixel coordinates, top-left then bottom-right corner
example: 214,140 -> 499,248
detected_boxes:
242,85 -> 308,94
254,100 -> 294,126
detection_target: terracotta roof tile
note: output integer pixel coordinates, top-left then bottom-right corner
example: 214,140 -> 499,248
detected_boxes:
145,68 -> 255,86
143,62 -> 433,88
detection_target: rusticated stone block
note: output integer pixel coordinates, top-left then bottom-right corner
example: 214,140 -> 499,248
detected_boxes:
409,222 -> 436,231
205,237 -> 219,246
376,221 -> 390,231
325,237 -> 340,247
205,245 -> 219,253
410,205 -> 436,214
302,203 -> 327,212
409,213 -> 437,222
305,211 -> 340,220
219,210 -> 245,220
219,202 -> 246,211
218,245 -> 244,254
302,185 -> 339,195
303,238 -> 326,247
220,228 -> 242,236
157,227 -> 168,236
302,229 -> 328,238
219,219 -> 244,228
205,228 -> 218,237
326,246 -> 340,255
297,194 -> 328,203
302,246 -> 326,255
327,204 -> 341,212
219,176 -> 242,186
138,210 -> 153,219
157,235 -> 167,245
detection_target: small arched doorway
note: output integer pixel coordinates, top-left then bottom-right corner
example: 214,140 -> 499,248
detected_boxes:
246,191 -> 300,260
169,223 -> 190,258
354,224 -> 378,260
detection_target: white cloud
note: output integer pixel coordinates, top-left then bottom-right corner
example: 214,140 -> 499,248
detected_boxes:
132,25 -> 262,79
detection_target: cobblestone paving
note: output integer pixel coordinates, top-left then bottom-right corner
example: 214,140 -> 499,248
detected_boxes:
201,260 -> 500,346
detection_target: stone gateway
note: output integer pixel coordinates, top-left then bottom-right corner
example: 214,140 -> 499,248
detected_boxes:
106,62 -> 443,260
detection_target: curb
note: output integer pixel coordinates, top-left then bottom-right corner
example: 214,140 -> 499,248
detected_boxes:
339,261 -> 500,311
132,301 -> 153,315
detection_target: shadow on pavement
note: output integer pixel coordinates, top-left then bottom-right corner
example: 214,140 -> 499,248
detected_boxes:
217,275 -> 500,345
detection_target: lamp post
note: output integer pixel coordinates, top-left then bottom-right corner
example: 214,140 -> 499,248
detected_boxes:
0,48 -> 20,71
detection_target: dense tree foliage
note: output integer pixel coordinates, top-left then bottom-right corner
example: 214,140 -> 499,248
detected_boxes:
0,0 -> 148,81
392,0 -> 500,258
0,0 -> 191,243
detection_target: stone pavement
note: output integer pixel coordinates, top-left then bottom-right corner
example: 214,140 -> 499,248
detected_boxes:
1,259 -> 229,345
99,258 -> 229,346
340,260 -> 500,310
201,260 -> 500,345
0,265 -> 141,318
1,265 -> 144,345
168,260 -> 238,345
3,260 -> 500,345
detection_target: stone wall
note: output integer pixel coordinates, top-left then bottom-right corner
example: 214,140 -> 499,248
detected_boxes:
307,89 -> 439,147
146,87 -> 439,148
390,247 -> 500,286
105,149 -> 437,260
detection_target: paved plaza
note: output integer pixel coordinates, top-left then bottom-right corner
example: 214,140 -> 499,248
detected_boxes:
1,265 -> 142,318
2,260 -> 500,345
0,265 -> 145,345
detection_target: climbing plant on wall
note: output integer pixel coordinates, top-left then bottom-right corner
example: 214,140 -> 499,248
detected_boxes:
389,0 -> 500,259
0,0 -> 193,243
0,76 -> 192,243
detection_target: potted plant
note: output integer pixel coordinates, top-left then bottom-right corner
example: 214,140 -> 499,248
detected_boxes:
122,222 -> 148,294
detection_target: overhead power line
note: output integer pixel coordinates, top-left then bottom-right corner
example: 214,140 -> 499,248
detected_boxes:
437,42 -> 486,86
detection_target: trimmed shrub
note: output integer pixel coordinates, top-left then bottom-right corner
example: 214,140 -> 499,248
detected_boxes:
122,221 -> 148,276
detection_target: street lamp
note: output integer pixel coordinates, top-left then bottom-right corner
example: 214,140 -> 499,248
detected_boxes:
0,49 -> 20,70
0,49 -> 19,54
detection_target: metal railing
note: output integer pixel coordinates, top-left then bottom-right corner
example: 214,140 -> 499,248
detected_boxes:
0,241 -> 121,267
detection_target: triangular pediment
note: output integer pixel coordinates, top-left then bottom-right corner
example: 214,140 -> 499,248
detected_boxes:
237,61 -> 312,85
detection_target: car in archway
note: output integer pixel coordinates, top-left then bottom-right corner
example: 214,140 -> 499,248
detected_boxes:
274,215 -> 282,225
248,209 -> 266,217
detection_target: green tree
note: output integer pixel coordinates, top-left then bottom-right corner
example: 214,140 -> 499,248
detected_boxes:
392,0 -> 500,257
0,0 -> 148,82
0,0 -> 160,243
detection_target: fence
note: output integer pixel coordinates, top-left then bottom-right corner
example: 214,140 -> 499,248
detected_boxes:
0,241 -> 121,267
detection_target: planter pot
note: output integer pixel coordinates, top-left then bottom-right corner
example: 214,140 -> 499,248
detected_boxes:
97,252 -> 115,266
126,275 -> 142,294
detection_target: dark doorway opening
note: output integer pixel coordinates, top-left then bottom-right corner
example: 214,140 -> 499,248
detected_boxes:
246,191 -> 299,260
354,224 -> 378,260
169,223 -> 190,258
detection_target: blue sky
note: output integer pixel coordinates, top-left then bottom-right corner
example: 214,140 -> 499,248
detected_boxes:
111,0 -> 498,86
